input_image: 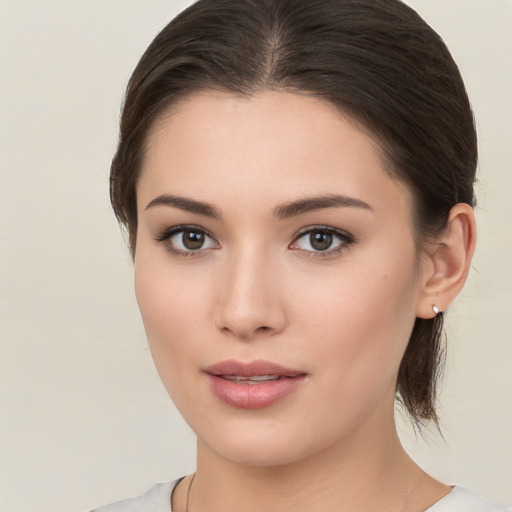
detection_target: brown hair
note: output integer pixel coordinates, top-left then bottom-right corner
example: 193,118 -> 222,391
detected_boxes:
110,0 -> 477,425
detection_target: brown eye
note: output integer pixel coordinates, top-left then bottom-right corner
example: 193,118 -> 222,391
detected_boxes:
156,226 -> 219,255
181,230 -> 206,250
290,226 -> 354,256
310,232 -> 333,251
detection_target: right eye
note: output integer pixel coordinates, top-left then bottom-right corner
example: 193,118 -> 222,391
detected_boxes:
155,226 -> 219,256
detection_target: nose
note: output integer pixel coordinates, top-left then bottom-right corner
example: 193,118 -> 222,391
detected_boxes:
214,248 -> 287,340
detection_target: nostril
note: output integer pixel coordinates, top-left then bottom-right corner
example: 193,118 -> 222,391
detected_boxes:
220,323 -> 273,339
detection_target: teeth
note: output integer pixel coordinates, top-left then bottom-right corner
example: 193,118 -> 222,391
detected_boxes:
247,375 -> 280,381
221,374 -> 281,383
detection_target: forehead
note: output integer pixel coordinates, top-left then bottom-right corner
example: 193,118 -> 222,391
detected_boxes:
139,90 -> 412,220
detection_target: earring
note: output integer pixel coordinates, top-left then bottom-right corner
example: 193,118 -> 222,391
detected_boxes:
432,304 -> 441,316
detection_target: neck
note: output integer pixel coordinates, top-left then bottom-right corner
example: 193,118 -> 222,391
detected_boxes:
184,413 -> 446,512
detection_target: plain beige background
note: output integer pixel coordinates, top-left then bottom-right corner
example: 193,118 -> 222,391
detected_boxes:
1,1 -> 511,510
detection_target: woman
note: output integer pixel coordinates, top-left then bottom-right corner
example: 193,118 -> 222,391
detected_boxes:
92,0 -> 509,510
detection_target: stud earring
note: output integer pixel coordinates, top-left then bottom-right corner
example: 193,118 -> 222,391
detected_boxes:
432,304 -> 440,316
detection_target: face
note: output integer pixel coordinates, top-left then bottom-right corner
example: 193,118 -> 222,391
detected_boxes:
135,90 -> 426,467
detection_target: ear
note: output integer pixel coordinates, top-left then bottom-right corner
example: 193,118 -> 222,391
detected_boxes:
416,203 -> 476,319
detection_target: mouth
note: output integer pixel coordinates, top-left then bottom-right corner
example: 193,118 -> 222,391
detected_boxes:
204,359 -> 307,409
218,374 -> 285,383
205,358 -> 305,378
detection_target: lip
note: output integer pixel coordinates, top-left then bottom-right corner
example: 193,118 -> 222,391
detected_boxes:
204,359 -> 307,410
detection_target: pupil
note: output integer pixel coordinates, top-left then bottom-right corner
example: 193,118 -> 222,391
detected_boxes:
310,232 -> 332,251
183,231 -> 205,250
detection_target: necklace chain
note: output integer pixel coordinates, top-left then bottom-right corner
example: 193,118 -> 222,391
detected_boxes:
184,473 -> 196,512
183,469 -> 425,512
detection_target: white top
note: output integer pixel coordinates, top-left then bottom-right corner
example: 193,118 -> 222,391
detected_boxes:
90,480 -> 511,512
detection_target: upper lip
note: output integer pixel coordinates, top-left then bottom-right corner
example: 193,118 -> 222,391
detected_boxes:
204,359 -> 306,377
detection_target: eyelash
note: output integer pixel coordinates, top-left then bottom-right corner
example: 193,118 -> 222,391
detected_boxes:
290,225 -> 355,259
154,224 -> 355,259
155,225 -> 219,258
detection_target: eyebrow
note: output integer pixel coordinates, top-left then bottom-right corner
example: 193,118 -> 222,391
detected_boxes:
272,194 -> 372,219
145,194 -> 222,219
144,193 -> 372,220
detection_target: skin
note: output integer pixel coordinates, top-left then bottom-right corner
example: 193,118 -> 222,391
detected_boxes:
134,90 -> 475,511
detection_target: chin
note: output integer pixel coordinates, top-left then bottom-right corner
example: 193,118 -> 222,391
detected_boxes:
195,413 -> 346,470
206,435 -> 311,468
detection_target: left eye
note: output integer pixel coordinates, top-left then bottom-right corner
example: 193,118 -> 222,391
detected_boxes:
290,228 -> 352,253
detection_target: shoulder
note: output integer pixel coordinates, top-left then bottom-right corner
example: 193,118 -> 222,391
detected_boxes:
88,480 -> 180,512
427,486 -> 511,512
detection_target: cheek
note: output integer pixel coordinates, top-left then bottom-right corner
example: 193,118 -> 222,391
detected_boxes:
134,239 -> 211,337
133,256 -> 206,394
291,250 -> 419,390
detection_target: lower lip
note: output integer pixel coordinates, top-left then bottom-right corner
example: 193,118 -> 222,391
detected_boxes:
207,375 -> 306,409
